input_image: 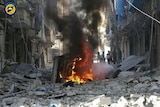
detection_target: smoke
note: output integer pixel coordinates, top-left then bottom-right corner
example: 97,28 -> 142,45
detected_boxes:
46,1 -> 85,58
46,0 -> 106,57
45,0 -> 66,32
92,63 -> 115,80
81,0 -> 106,13
64,13 -> 85,58
81,0 -> 106,49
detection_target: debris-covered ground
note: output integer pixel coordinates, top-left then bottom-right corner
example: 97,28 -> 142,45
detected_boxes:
0,63 -> 160,107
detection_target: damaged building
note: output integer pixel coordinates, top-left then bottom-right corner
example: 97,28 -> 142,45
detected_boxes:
0,0 -> 108,71
107,0 -> 160,68
1,0 -> 160,107
0,0 -> 57,71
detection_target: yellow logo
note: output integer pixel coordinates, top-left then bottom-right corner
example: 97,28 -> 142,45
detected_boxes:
4,2 -> 16,16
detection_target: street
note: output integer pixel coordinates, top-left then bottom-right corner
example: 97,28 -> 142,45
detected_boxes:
0,0 -> 160,107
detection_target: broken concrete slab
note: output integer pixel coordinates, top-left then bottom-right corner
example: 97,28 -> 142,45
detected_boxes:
33,91 -> 47,96
66,91 -> 76,96
126,78 -> 136,83
139,76 -> 152,83
149,85 -> 160,92
1,62 -> 18,74
24,72 -> 43,79
2,97 -> 15,106
116,96 -> 128,107
81,95 -> 112,107
28,79 -> 42,90
134,96 -> 146,107
1,62 -> 160,107
119,55 -> 145,71
47,93 -> 66,99
118,71 -> 135,78
15,63 -> 35,75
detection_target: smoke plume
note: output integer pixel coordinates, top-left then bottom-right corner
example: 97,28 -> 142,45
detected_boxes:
46,0 -> 106,57
81,0 -> 106,49
64,13 -> 85,58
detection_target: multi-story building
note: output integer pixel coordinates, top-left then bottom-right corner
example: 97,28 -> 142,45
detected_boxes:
107,0 -> 160,67
0,0 -> 56,71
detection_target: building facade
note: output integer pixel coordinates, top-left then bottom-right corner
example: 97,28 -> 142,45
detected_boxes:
107,0 -> 160,68
0,0 -> 56,71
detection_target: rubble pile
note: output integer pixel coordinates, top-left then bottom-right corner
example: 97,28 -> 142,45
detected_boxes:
0,63 -> 160,107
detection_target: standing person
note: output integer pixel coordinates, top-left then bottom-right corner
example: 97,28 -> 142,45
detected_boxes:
33,51 -> 40,68
40,52 -> 45,69
107,51 -> 112,64
100,51 -> 105,62
102,51 -> 105,62
97,52 -> 100,62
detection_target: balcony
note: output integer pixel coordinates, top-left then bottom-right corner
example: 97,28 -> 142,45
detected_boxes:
8,7 -> 34,29
5,0 -> 35,29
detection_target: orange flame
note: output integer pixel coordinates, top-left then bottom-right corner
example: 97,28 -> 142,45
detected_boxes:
60,40 -> 94,84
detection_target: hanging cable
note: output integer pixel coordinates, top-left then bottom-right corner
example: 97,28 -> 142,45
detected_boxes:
126,0 -> 160,24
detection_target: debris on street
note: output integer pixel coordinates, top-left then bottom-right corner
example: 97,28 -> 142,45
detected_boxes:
0,0 -> 160,107
0,62 -> 160,107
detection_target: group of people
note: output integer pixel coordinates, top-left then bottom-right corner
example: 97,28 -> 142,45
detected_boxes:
97,51 -> 105,62
97,51 -> 115,64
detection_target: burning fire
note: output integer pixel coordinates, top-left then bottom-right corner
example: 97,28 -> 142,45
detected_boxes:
60,40 -> 94,84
